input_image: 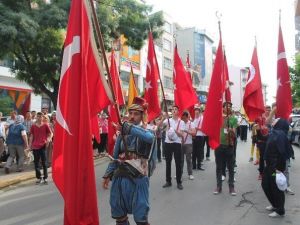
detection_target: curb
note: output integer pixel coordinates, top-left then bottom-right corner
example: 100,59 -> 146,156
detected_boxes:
0,156 -> 109,191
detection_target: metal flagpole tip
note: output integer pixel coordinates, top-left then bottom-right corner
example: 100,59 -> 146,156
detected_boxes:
215,11 -> 222,21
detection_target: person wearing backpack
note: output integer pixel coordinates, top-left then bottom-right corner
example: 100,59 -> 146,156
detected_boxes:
102,97 -> 156,225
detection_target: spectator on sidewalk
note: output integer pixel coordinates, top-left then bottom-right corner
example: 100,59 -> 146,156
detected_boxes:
31,110 -> 37,122
29,112 -> 52,184
98,112 -> 108,155
239,115 -> 248,142
23,111 -> 34,136
4,115 -> 28,174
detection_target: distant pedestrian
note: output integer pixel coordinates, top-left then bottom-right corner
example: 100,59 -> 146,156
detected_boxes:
4,115 -> 28,174
239,115 -> 248,142
162,105 -> 184,190
29,112 -> 52,184
192,105 -> 205,170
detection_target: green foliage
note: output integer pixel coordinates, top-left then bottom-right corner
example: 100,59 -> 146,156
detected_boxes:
97,0 -> 163,50
0,96 -> 14,116
290,53 -> 300,107
0,0 -> 163,108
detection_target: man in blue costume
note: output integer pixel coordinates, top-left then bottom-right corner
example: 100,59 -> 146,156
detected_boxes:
102,97 -> 156,225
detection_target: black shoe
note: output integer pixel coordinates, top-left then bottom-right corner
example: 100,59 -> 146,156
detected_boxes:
197,166 -> 205,171
158,159 -> 162,163
162,182 -> 172,188
192,166 -> 196,170
177,183 -> 183,190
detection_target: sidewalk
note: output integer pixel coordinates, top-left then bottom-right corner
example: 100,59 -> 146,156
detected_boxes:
0,156 -> 109,190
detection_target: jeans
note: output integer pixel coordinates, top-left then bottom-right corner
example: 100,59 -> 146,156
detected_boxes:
33,147 -> 48,179
165,143 -> 182,184
215,145 -> 234,189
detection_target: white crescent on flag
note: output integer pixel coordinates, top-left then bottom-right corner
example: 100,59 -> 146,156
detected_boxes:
246,64 -> 256,85
56,36 -> 80,135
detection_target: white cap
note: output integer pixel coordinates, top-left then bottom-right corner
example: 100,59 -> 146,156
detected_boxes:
276,172 -> 287,191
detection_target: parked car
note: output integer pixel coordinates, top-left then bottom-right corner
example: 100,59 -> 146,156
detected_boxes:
291,119 -> 300,145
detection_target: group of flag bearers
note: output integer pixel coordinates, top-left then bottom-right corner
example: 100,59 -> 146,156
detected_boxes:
50,0 -> 293,224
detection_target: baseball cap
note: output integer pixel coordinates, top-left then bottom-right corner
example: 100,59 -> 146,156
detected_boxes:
276,172 -> 287,191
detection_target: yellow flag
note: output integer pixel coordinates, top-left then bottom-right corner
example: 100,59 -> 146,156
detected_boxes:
127,66 -> 138,107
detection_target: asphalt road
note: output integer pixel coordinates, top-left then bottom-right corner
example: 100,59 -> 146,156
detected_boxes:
0,140 -> 299,225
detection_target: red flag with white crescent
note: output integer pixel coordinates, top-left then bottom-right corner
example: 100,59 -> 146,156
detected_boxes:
52,0 -> 113,224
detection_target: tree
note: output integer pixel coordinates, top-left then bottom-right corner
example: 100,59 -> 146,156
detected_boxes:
0,0 -> 163,108
290,53 -> 300,108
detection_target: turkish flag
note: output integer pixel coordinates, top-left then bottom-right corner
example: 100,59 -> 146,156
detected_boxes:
173,45 -> 198,115
223,53 -> 231,103
107,50 -> 125,156
201,37 -> 225,149
276,24 -> 292,120
52,0 -> 113,224
243,46 -> 265,121
144,32 -> 161,122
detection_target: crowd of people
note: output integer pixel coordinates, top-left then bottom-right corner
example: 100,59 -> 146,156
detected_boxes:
0,109 -> 56,184
99,97 -> 296,224
0,99 -> 295,223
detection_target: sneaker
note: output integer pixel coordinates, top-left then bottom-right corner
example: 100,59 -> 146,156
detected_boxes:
162,182 -> 172,188
266,205 -> 275,211
286,187 -> 295,195
249,157 -> 253,162
229,187 -> 237,196
189,175 -> 194,180
174,175 -> 176,178
234,177 -> 236,182
268,211 -> 284,218
177,183 -> 183,190
41,179 -> 48,185
213,187 -> 222,195
197,166 -> 205,171
36,179 -> 42,185
221,175 -> 226,181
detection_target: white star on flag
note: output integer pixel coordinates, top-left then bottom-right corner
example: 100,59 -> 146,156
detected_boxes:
145,80 -> 152,91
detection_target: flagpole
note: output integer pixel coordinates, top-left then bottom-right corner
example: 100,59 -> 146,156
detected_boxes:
89,0 -> 122,125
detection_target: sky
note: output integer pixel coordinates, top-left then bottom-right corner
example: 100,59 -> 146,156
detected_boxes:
146,0 -> 296,104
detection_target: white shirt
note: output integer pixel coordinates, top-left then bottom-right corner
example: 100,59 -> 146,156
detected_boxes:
240,118 -> 248,126
164,118 -> 184,144
182,121 -> 195,145
193,115 -> 205,136
0,122 -> 5,137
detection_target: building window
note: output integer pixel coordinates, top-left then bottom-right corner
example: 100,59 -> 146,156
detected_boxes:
163,39 -> 171,52
163,57 -> 172,70
164,22 -> 172,33
164,76 -> 173,89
